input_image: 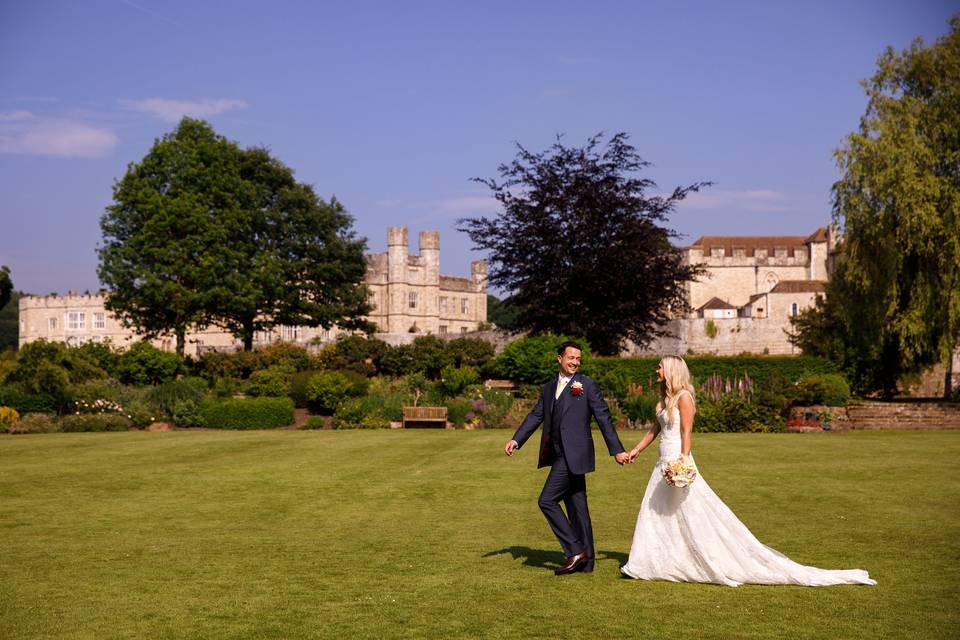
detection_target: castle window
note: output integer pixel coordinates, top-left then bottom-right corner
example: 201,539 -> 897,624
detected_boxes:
460,327 -> 468,334
48,317 -> 57,330
439,325 -> 448,335
93,312 -> 105,329
439,296 -> 448,313
461,298 -> 468,314
409,292 -> 418,309
91,336 -> 102,343
281,325 -> 302,341
790,303 -> 799,317
66,311 -> 85,330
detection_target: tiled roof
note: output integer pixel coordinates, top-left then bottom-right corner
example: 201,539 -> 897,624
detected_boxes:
688,235 -> 808,257
769,280 -> 827,293
698,296 -> 738,310
804,227 -> 828,243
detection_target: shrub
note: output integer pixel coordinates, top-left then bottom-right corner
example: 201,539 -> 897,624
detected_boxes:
318,335 -> 391,376
445,337 -> 496,370
257,342 -> 313,372
332,397 -> 392,429
498,334 -> 592,384
0,384 -> 59,415
6,339 -> 107,392
199,397 -> 295,429
61,413 -> 131,432
340,369 -> 371,398
74,341 -> 121,378
194,350 -> 262,381
440,365 -> 480,396
144,378 -> 208,424
445,397 -> 473,426
409,336 -> 455,379
305,371 -> 354,414
464,389 -> 515,429
303,415 -> 327,429
694,395 -> 785,433
289,370 -> 320,407
380,343 -> 416,376
620,391 -> 658,425
244,365 -> 293,397
795,373 -> 851,406
116,342 -> 184,386
8,412 -> 59,434
0,406 -> 20,427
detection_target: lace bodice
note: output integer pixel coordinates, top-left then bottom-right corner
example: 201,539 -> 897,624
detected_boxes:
656,391 -> 693,462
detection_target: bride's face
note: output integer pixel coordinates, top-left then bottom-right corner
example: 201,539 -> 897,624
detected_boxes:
656,361 -> 665,383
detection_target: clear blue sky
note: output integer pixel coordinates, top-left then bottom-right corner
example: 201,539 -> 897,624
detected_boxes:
0,0 -> 953,296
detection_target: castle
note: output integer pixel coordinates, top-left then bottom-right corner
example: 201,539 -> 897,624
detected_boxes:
18,227 -> 488,356
19,224 -> 838,357
625,226 -> 839,356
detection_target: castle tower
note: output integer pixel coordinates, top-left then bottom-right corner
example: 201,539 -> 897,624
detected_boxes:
471,260 -> 488,324
387,226 -> 409,331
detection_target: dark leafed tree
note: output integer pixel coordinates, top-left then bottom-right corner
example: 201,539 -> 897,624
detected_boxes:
0,266 -> 11,312
99,118 -> 245,356
458,132 -> 708,355
793,17 -> 960,397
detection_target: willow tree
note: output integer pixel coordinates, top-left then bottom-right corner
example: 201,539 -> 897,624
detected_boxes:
822,16 -> 959,396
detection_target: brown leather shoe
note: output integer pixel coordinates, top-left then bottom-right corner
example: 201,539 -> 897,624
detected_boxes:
555,551 -> 589,575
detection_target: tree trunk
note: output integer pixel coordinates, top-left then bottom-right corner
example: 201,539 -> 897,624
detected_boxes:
243,317 -> 254,351
175,327 -> 186,358
945,346 -> 958,400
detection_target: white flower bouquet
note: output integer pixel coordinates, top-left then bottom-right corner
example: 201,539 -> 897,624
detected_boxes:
662,455 -> 697,488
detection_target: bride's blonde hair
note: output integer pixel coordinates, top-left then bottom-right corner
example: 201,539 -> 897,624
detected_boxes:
657,356 -> 696,414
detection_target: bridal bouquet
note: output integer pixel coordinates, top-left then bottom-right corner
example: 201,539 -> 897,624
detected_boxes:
662,456 -> 697,488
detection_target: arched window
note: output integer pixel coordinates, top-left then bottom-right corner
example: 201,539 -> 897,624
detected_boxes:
790,302 -> 799,317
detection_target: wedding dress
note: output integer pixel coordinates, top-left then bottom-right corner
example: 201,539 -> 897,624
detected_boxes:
620,393 -> 876,586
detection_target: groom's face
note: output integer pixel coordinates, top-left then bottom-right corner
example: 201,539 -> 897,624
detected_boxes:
557,347 -> 581,377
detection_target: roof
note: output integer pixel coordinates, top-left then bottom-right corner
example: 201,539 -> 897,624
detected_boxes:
769,280 -> 827,294
698,296 -> 738,311
688,235 -> 808,257
804,227 -> 828,243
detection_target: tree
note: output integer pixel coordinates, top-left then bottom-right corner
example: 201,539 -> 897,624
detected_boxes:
797,17 -> 960,397
0,266 -> 11,312
99,118 -> 248,356
486,294 -> 519,331
458,132 -> 708,355
100,118 -> 372,355
214,147 -> 372,351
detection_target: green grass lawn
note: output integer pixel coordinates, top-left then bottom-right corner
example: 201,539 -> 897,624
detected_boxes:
1,429 -> 957,639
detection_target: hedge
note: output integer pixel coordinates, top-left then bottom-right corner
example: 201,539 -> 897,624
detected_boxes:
199,397 -> 295,430
583,355 -> 839,399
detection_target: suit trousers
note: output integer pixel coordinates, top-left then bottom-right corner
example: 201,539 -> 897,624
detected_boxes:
537,454 -> 593,563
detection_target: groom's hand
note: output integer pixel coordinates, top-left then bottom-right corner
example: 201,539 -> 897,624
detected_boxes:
505,440 -> 519,456
615,452 -> 631,465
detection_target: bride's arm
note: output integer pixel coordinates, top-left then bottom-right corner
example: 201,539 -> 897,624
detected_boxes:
628,423 -> 660,460
679,393 -> 695,457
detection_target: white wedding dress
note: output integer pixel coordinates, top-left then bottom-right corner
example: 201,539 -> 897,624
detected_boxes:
620,395 -> 876,586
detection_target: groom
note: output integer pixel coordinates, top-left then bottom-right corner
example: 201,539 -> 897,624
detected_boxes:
505,341 -> 629,575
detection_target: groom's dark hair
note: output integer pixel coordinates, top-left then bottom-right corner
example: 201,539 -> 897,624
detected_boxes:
557,341 -> 583,355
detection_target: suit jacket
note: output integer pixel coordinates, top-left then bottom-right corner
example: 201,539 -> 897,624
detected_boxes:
511,373 -> 625,475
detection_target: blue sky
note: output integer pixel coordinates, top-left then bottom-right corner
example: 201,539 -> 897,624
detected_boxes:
0,1 -> 953,296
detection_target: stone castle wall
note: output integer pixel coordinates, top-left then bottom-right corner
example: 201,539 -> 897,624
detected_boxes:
19,227 -> 488,357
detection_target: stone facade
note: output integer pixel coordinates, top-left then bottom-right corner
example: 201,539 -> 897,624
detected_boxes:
628,226 -> 839,356
18,227 -> 488,357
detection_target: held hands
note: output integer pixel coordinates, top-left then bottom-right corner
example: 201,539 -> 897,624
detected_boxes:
615,452 -> 631,465
627,447 -> 643,464
504,440 -> 519,457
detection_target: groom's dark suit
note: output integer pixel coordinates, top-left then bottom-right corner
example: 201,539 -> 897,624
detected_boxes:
512,372 -> 625,570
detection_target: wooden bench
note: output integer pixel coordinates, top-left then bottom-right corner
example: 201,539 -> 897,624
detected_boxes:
402,406 -> 448,429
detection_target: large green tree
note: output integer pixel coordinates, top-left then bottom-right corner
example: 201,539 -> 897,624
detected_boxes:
99,118 -> 372,355
214,147 -> 373,350
99,118 -> 247,356
799,17 -> 959,397
458,132 -> 708,355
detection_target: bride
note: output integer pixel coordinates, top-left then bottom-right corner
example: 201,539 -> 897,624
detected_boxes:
620,356 -> 876,587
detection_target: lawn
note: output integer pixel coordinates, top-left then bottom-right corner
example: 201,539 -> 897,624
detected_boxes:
0,429 -> 957,639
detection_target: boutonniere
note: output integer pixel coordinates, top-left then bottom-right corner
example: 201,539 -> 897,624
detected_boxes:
570,381 -> 584,396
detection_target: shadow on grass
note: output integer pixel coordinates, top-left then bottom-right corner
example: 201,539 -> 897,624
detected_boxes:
483,546 -> 628,570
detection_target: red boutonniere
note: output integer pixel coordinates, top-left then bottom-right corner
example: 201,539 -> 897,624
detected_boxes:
570,381 -> 584,396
